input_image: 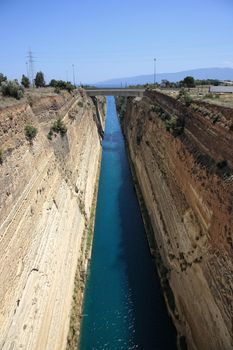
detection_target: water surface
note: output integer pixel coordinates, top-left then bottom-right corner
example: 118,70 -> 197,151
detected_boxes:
79,96 -> 176,350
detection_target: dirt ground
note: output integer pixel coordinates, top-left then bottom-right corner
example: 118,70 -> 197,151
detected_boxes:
0,87 -> 58,109
159,86 -> 233,109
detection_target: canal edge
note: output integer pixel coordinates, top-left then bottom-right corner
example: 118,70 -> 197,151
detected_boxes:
66,151 -> 103,350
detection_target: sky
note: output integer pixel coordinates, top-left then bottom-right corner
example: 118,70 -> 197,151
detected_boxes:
0,0 -> 233,83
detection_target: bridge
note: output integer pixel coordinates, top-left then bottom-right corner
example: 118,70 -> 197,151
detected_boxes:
85,88 -> 145,97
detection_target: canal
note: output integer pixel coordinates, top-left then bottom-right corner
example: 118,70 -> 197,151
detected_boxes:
79,96 -> 176,349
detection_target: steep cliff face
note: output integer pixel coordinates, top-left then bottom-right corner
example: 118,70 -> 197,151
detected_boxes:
0,90 -> 105,350
120,91 -> 233,350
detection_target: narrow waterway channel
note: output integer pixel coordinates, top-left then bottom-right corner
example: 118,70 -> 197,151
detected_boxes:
79,96 -> 176,350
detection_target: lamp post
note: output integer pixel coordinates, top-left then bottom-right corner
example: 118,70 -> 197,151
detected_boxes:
154,58 -> 156,86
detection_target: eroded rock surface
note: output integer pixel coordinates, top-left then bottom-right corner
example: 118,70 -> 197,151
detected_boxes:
119,91 -> 233,350
0,90 -> 105,350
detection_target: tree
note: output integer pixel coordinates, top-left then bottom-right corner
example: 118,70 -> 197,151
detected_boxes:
35,71 -> 45,88
49,79 -> 57,87
0,73 -> 7,85
65,82 -> 75,92
49,79 -> 75,92
161,79 -> 172,88
182,76 -> 195,88
21,74 -> 30,88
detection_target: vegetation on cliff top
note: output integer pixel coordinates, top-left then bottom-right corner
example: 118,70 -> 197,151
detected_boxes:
49,79 -> 75,93
132,76 -> 221,91
35,71 -> 46,88
21,75 -> 30,88
0,73 -> 7,85
1,80 -> 24,100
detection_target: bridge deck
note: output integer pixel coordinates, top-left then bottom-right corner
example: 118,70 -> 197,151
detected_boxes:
85,89 -> 145,97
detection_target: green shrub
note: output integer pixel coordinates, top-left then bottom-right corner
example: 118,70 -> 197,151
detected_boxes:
1,80 -> 24,99
177,88 -> 192,106
51,118 -> 67,137
184,94 -> 192,106
165,116 -> 184,136
54,86 -> 61,94
177,88 -> 185,99
25,125 -> 38,142
47,130 -> 53,140
47,118 -> 68,140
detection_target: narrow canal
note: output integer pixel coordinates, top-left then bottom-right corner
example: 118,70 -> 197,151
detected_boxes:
79,96 -> 176,350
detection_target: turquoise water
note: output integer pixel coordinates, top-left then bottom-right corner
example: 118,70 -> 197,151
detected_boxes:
79,97 -> 176,350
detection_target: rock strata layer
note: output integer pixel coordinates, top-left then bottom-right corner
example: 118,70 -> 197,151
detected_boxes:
0,90 -> 105,350
119,91 -> 233,350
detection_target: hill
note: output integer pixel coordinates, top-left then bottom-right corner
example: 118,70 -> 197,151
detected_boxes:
95,67 -> 233,87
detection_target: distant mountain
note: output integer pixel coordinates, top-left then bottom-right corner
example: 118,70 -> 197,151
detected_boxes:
95,67 -> 233,87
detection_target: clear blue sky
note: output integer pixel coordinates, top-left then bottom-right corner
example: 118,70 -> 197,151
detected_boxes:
1,0 -> 233,83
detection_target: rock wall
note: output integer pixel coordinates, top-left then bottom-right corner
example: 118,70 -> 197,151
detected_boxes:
0,90 -> 105,350
120,91 -> 233,350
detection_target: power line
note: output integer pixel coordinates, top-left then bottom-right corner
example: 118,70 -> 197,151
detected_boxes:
27,48 -> 36,87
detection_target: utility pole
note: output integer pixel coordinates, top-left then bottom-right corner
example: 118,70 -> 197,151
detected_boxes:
27,48 -> 35,87
154,58 -> 156,86
72,64 -> 76,86
26,61 -> 29,78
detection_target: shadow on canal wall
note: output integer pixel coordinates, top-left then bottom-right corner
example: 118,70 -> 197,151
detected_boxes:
112,126 -> 177,349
